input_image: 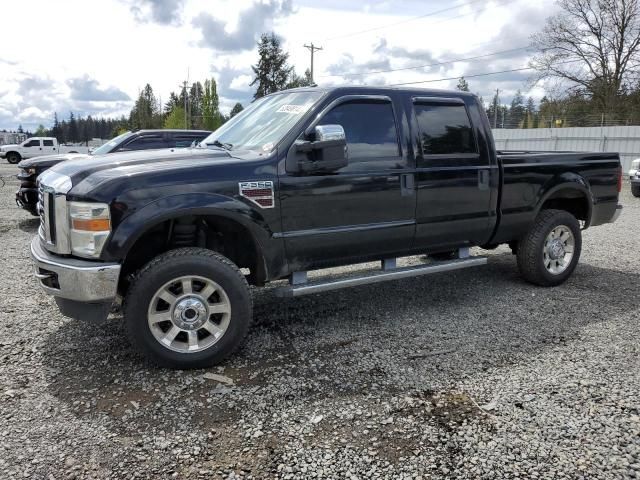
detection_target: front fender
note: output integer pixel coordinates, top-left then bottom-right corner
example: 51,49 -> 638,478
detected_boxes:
102,192 -> 282,276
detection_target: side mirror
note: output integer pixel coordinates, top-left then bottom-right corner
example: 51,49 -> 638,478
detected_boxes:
293,124 -> 347,173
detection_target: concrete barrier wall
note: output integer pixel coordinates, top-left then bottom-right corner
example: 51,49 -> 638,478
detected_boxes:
492,126 -> 640,171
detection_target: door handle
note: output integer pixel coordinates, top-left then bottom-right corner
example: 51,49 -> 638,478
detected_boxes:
478,169 -> 489,191
400,173 -> 415,197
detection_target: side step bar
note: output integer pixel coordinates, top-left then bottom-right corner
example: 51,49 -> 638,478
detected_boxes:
274,254 -> 487,298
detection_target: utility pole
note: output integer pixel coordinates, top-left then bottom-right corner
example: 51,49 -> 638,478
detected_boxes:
493,88 -> 499,129
182,80 -> 188,129
303,43 -> 323,83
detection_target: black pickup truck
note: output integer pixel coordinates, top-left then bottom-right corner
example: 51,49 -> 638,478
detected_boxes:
30,86 -> 623,368
16,129 -> 211,215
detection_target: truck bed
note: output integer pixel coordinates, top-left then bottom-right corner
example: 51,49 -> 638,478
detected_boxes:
491,150 -> 621,244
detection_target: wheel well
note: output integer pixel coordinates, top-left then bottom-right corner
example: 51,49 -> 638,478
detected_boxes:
539,188 -> 590,224
120,215 -> 265,293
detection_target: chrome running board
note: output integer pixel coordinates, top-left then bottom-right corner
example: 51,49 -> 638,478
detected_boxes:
274,254 -> 487,298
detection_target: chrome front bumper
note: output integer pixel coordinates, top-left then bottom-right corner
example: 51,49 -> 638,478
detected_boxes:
30,237 -> 121,302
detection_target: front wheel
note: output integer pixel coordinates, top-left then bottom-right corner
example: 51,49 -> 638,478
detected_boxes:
516,209 -> 582,287
7,153 -> 20,164
632,184 -> 640,197
123,248 -> 252,368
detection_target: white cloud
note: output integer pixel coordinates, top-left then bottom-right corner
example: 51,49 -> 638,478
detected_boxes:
0,0 -> 556,131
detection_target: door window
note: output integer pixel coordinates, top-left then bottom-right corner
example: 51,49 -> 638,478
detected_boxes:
24,139 -> 40,147
43,140 -> 54,147
317,100 -> 400,162
414,103 -> 477,155
169,134 -> 203,148
119,135 -> 169,151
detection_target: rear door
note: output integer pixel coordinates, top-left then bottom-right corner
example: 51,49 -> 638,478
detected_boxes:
42,139 -> 56,155
412,97 -> 493,249
278,95 -> 416,269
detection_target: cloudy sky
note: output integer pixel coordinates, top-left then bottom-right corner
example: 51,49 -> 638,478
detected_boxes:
0,0 -> 558,132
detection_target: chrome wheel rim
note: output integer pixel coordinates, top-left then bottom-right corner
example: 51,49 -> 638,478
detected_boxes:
147,275 -> 231,353
543,225 -> 575,275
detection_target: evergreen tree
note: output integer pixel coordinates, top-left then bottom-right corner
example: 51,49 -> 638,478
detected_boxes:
52,113 -> 63,142
456,77 -> 470,92
189,82 -> 204,129
35,124 -> 47,136
251,33 -> 293,99
230,102 -> 244,118
130,84 -> 162,129
17,124 -> 24,134
508,90 -> 525,128
287,68 -> 314,88
68,112 -> 77,143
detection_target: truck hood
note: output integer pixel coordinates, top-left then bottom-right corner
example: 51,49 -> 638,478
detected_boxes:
18,153 -> 90,169
0,144 -> 18,150
45,147 -> 261,194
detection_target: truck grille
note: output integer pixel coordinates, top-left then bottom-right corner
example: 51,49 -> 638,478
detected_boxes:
38,184 -> 56,245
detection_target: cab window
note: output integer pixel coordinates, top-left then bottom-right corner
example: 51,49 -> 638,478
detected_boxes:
317,100 -> 400,162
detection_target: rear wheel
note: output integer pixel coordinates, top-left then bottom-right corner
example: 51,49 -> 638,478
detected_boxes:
517,209 -> 582,287
632,184 -> 640,197
7,152 -> 20,164
123,248 -> 252,368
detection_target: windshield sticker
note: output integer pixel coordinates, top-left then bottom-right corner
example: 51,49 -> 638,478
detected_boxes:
262,142 -> 275,152
276,104 -> 307,114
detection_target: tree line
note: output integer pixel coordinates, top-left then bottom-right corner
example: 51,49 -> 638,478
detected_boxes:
31,32 -> 311,143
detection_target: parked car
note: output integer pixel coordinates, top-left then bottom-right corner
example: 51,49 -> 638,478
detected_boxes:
632,171 -> 640,197
15,129 -> 211,215
0,137 -> 90,164
30,86 -> 622,369
629,158 -> 640,179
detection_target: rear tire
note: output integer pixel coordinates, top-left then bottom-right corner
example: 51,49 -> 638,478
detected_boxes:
632,184 -> 640,197
7,153 -> 20,164
123,248 -> 252,369
516,209 -> 582,287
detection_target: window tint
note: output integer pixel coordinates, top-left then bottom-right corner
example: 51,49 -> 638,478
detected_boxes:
43,140 -> 54,146
170,134 -> 203,148
120,135 -> 168,151
317,101 -> 399,159
24,140 -> 40,147
414,103 -> 476,155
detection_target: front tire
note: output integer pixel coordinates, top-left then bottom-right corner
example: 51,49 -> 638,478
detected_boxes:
517,209 -> 582,287
123,248 -> 252,369
7,153 -> 20,164
632,184 -> 640,197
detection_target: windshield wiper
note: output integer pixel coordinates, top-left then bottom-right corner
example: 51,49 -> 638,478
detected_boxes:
206,140 -> 233,151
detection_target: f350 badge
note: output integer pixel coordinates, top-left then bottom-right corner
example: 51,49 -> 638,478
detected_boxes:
239,181 -> 275,209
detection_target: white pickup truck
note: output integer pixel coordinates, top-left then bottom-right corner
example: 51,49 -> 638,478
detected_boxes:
0,137 -> 90,164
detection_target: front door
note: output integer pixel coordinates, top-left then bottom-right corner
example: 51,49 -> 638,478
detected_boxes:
22,138 -> 42,158
412,97 -> 493,250
278,96 -> 416,271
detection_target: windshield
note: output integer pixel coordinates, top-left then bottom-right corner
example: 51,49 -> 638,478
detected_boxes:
92,131 -> 133,155
202,91 -> 323,152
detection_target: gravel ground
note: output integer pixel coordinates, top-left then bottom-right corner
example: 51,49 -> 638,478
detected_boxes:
0,161 -> 639,479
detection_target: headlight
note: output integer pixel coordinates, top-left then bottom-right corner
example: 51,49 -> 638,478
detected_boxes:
68,201 -> 111,258
24,167 -> 36,175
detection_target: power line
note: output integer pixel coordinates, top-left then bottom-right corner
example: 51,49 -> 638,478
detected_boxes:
322,0 -> 487,42
388,67 -> 533,86
320,46 -> 531,78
